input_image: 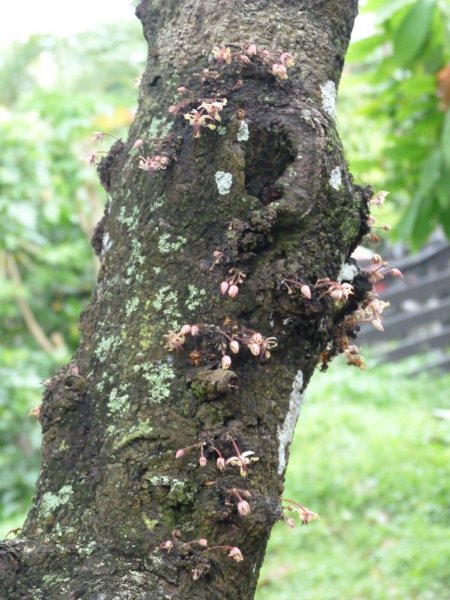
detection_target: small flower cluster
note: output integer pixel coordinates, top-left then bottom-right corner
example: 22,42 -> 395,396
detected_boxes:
316,279 -> 354,303
353,295 -> 390,332
176,434 -> 259,478
158,531 -> 244,580
282,278 -> 353,304
220,268 -> 246,298
163,321 -> 277,368
164,324 -> 199,351
212,43 -> 295,81
366,254 -> 403,287
173,96 -> 227,138
343,344 -> 366,370
281,498 -> 320,528
138,154 -> 170,172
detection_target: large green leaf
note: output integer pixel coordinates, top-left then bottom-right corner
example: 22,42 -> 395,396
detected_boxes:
393,0 -> 436,66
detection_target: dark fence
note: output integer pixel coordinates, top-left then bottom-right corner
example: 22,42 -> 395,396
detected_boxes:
356,239 -> 450,373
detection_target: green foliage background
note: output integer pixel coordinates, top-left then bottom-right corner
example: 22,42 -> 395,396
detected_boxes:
0,2 -> 449,597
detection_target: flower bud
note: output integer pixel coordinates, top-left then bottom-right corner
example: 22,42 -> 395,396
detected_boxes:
228,284 -> 239,298
180,324 -> 192,335
199,456 -> 207,467
246,43 -> 257,56
228,547 -> 244,562
177,86 -> 188,93
237,500 -> 251,516
230,340 -> 240,354
159,540 -> 173,552
251,333 -> 263,345
330,289 -> 343,301
221,355 -> 232,369
220,281 -> 229,294
300,284 -> 311,299
286,516 -> 296,528
132,138 -> 144,149
248,342 -> 261,356
271,63 -> 288,80
197,538 -> 208,547
175,448 -> 185,459
389,268 -> 403,278
216,457 -> 225,470
371,319 -> 384,332
191,325 -> 199,336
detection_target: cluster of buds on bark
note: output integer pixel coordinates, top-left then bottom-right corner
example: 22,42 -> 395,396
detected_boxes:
226,487 -> 252,516
366,254 -> 403,287
137,154 -> 170,172
315,279 -> 354,303
163,321 -> 277,369
353,295 -> 391,332
220,268 -> 246,298
164,323 -> 200,352
281,498 -> 320,528
283,278 -> 354,304
212,43 -> 295,81
158,530 -> 244,580
175,434 -> 259,478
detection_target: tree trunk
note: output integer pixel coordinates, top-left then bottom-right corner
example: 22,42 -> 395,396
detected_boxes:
1,1 -> 370,598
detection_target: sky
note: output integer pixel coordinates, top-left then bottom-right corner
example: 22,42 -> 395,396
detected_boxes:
0,0 -> 372,47
0,0 -> 136,47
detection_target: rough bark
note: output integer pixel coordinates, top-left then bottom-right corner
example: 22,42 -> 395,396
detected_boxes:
1,1 -> 370,598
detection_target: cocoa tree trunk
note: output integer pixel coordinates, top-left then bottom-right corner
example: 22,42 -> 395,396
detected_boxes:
1,1 -> 370,598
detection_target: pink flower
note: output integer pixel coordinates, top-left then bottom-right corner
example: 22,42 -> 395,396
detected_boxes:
175,448 -> 185,459
220,281 -> 229,294
132,138 -> 144,149
159,540 -> 173,552
180,324 -> 192,335
228,547 -> 244,562
245,43 -> 257,56
271,63 -> 288,80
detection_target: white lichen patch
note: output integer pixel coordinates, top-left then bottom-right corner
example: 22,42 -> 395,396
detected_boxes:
149,195 -> 165,212
320,80 -> 336,120
215,171 -> 233,195
330,166 -> 342,190
133,362 -> 175,403
101,231 -> 113,256
277,370 -> 304,475
158,233 -> 186,254
94,335 -> 122,363
237,120 -> 250,142
125,297 -> 140,317
118,206 -> 139,230
151,286 -> 181,328
338,262 -> 358,282
186,285 -> 206,313
108,384 -> 130,416
40,485 -> 73,518
126,238 -> 145,280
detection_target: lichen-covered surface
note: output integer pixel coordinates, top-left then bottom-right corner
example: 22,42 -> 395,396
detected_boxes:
0,1 -> 370,598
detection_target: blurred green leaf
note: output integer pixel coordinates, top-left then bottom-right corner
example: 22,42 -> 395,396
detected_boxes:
393,0 -> 436,66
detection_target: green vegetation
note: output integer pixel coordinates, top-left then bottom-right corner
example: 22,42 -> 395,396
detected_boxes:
340,0 -> 450,248
257,359 -> 450,600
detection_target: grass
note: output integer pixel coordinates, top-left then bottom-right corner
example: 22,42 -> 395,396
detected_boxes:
256,357 -> 450,600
